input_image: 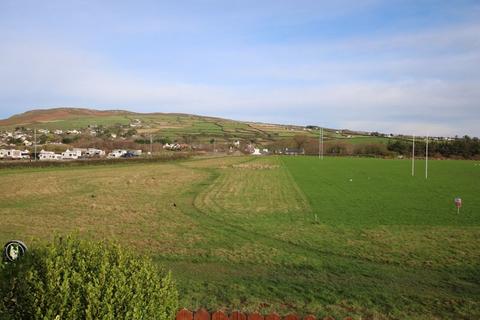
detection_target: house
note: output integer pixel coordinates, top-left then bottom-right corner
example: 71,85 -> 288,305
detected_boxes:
107,149 -> 127,158
54,130 -> 64,135
7,149 -> 22,159
251,148 -> 262,156
163,143 -> 188,151
21,150 -> 30,159
84,148 -> 105,157
62,149 -> 82,160
66,130 -> 80,135
129,150 -> 142,156
72,148 -> 87,155
284,148 -> 305,156
39,150 -> 62,161
130,119 -> 142,127
233,140 -> 240,147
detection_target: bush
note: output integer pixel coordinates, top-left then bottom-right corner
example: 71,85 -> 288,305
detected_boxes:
354,143 -> 390,157
0,236 -> 178,320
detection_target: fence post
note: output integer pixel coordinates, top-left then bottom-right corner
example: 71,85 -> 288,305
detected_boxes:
284,314 -> 298,320
231,311 -> 247,320
177,309 -> 193,320
248,312 -> 264,320
265,313 -> 280,320
212,311 -> 229,320
195,309 -> 211,320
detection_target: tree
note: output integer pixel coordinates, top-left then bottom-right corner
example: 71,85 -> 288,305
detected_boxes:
293,135 -> 309,149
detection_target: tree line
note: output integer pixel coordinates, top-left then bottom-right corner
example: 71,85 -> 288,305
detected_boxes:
387,136 -> 480,159
268,135 -> 480,159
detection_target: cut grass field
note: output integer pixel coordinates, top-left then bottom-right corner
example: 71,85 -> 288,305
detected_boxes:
0,156 -> 479,319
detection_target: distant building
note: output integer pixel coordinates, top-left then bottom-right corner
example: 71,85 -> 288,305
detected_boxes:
284,148 -> 305,156
107,149 -> 127,158
20,150 -> 30,159
39,150 -> 62,161
62,149 -> 82,160
129,150 -> 142,156
84,148 -> 105,157
251,148 -> 262,156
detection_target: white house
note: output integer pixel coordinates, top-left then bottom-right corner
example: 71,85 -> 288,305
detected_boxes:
62,149 -> 82,160
233,140 -> 240,147
129,149 -> 142,156
21,150 -> 30,159
251,148 -> 262,156
54,130 -> 64,135
107,149 -> 127,158
1,149 -> 23,159
85,148 -> 105,157
39,150 -> 62,161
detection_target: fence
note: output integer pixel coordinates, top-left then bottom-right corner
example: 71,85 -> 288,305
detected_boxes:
176,309 -> 353,320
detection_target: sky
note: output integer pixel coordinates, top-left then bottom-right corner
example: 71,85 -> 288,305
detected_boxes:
0,0 -> 479,136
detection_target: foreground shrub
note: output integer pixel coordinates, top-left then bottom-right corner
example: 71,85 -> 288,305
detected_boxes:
0,236 -> 178,320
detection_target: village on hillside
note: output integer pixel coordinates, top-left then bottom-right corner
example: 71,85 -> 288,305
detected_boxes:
0,125 -> 281,161
0,117 -> 470,161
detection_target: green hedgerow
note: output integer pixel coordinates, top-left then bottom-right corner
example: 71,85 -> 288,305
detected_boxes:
0,236 -> 178,320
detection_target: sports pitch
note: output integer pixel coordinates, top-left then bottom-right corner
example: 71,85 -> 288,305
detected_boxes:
0,156 -> 478,319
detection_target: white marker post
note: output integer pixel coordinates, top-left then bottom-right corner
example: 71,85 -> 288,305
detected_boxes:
455,197 -> 462,214
411,135 -> 415,176
425,135 -> 429,180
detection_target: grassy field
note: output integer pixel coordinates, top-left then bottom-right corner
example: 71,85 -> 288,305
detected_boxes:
0,156 -> 479,319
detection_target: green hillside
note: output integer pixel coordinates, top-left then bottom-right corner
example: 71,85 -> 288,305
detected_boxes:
0,108 -> 390,146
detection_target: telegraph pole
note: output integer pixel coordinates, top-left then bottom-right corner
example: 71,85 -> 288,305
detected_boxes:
321,127 -> 324,160
34,128 -> 37,161
318,128 -> 321,159
150,134 -> 153,156
411,135 -> 415,176
425,135 -> 429,180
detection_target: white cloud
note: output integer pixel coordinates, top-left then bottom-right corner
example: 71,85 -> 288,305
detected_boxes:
0,20 -> 479,137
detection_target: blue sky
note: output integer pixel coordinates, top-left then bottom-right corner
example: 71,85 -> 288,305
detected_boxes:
1,0 -> 479,136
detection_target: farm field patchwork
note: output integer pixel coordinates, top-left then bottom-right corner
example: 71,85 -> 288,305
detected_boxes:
0,156 -> 479,319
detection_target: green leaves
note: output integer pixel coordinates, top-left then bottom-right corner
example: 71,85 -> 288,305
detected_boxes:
0,235 -> 178,320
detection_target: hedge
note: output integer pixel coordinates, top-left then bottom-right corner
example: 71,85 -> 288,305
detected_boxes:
0,236 -> 178,320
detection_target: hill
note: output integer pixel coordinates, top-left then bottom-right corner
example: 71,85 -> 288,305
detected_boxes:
0,107 -> 386,147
